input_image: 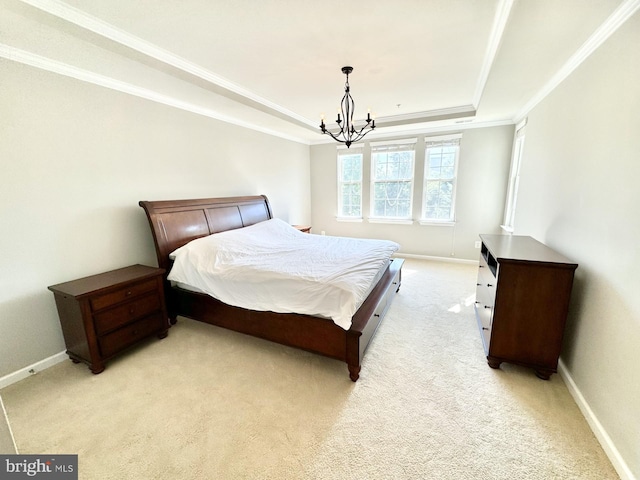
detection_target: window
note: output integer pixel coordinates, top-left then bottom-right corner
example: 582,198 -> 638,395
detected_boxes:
370,140 -> 416,220
422,134 -> 461,223
337,148 -> 363,218
502,119 -> 527,232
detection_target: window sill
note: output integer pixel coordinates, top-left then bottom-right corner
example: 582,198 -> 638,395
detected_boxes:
419,220 -> 456,226
500,224 -> 514,233
336,217 -> 363,223
368,218 -> 414,225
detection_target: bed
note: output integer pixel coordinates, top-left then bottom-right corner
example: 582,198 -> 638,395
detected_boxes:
139,195 -> 403,381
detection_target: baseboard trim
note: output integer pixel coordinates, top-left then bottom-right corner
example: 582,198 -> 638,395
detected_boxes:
0,351 -> 67,390
394,252 -> 479,265
558,359 -> 635,480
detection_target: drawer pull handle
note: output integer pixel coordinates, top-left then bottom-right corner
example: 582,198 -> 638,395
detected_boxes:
482,327 -> 489,331
476,283 -> 481,286
132,330 -> 139,336
374,313 -> 380,318
479,265 -> 484,268
484,305 -> 492,309
126,291 -> 133,296
486,283 -> 493,287
129,308 -> 135,315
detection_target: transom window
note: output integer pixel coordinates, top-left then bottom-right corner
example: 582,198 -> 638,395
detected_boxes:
422,134 -> 461,222
370,140 -> 416,220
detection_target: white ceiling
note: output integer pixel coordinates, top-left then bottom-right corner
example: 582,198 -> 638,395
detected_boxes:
4,0 -> 633,144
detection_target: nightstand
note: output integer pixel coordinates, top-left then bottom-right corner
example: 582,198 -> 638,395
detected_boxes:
48,264 -> 169,374
292,225 -> 311,233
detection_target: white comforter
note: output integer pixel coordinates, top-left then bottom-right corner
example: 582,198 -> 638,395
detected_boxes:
167,218 -> 399,329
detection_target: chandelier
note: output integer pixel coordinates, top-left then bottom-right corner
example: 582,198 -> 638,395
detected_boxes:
320,66 -> 375,148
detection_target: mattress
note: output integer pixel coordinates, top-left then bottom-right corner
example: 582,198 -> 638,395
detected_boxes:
167,218 -> 400,329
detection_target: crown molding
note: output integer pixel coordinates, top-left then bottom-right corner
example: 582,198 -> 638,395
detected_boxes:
310,118 -> 514,146
17,0 -> 318,130
514,0 -> 640,123
375,105 -> 477,128
0,43 -> 311,145
472,0 -> 514,108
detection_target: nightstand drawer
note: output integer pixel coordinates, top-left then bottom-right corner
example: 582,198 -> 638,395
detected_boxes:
90,278 -> 158,311
99,313 -> 165,358
94,292 -> 162,335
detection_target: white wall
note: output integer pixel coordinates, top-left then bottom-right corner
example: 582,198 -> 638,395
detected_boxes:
513,11 -> 640,478
0,59 -> 310,378
310,125 -> 513,260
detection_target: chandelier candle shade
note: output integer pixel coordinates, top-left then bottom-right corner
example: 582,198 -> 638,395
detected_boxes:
320,66 -> 375,148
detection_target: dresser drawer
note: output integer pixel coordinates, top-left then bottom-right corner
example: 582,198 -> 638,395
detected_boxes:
94,292 -> 162,335
98,313 -> 165,358
90,278 -> 158,311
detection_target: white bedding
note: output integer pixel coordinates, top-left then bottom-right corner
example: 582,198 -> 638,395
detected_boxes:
167,218 -> 399,329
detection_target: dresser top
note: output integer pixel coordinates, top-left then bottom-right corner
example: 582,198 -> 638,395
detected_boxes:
479,235 -> 577,267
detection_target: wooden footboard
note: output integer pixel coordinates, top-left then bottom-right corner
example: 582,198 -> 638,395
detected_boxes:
347,258 -> 403,380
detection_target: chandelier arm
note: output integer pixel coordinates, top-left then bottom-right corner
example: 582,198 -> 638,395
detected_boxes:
323,129 -> 348,144
349,127 -> 374,144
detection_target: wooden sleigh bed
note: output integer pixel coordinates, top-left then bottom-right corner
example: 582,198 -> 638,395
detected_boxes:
139,195 -> 403,381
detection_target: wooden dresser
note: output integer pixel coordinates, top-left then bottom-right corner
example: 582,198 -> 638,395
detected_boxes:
48,264 -> 169,374
474,235 -> 578,379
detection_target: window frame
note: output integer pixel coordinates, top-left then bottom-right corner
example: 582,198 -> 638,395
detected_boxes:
369,139 -> 417,222
502,119 -> 527,232
336,147 -> 364,220
421,133 -> 462,224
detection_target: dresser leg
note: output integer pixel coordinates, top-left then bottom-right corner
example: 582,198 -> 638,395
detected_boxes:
157,330 -> 168,339
90,364 -> 105,374
348,364 -> 360,382
535,369 -> 552,380
487,357 -> 502,369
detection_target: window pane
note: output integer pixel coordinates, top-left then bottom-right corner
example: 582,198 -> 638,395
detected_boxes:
442,152 -> 455,166
372,151 -> 413,181
442,166 -> 454,178
429,151 -> 442,167
370,143 -> 415,219
429,166 -> 441,179
375,157 -> 387,178
338,152 -> 363,217
423,138 -> 459,222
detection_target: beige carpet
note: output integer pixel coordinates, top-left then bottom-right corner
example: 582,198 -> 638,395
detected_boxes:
1,259 -> 618,479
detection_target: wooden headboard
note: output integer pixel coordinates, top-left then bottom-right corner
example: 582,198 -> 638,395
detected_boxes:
139,195 -> 273,271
